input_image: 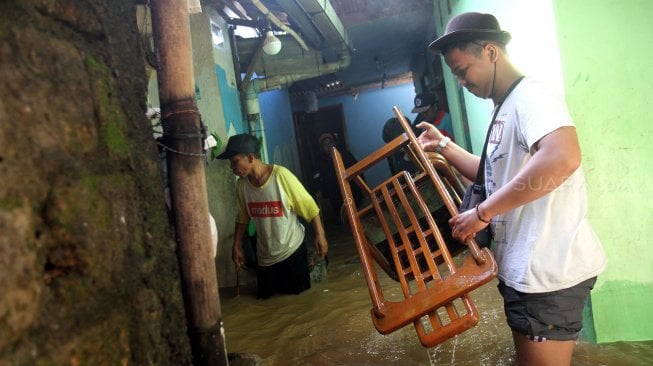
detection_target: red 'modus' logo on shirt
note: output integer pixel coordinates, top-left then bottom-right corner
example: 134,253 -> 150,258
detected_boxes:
248,201 -> 283,217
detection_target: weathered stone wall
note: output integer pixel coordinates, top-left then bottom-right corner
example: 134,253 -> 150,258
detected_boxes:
0,1 -> 192,364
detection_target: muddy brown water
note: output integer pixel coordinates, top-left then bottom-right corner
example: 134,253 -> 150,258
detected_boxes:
220,225 -> 653,366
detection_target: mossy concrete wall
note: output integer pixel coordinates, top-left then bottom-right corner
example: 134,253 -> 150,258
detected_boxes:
553,0 -> 653,343
0,1 -> 192,363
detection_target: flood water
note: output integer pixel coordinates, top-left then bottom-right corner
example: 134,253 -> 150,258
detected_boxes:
220,225 -> 653,366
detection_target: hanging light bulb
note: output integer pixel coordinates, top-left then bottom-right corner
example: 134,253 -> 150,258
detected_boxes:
262,30 -> 282,55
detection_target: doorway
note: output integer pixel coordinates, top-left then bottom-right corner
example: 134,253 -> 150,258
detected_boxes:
293,104 -> 350,225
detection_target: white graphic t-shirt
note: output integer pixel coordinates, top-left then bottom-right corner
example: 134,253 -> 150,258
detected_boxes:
485,77 -> 607,293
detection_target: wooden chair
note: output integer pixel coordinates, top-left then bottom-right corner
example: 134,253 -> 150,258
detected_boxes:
331,106 -> 498,347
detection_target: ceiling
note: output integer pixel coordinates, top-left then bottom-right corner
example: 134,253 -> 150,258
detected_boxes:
213,0 -> 436,98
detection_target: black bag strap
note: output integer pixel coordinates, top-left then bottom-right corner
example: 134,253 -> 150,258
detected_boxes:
472,76 -> 525,188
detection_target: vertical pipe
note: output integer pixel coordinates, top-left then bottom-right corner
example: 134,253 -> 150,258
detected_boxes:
240,35 -> 265,94
228,24 -> 243,93
149,1 -> 228,365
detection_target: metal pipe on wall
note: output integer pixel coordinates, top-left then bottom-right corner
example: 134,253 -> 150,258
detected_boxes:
149,1 -> 228,365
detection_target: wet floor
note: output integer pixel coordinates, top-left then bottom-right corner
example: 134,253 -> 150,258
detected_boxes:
220,225 -> 653,366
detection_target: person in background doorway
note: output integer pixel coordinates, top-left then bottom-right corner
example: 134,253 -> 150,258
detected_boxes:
218,133 -> 328,299
313,132 -> 363,223
412,90 -> 455,141
381,116 -> 419,175
420,12 -> 606,365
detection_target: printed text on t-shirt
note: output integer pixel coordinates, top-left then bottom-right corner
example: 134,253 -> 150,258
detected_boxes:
248,201 -> 283,217
490,120 -> 505,145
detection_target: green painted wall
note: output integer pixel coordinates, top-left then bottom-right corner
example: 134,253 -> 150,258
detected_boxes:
553,0 -> 653,343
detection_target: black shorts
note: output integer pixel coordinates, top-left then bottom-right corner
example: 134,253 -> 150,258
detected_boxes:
256,241 -> 311,299
498,277 -> 597,341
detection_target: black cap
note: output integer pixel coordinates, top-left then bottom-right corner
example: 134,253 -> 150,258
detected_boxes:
216,133 -> 260,159
411,92 -> 437,114
428,12 -> 511,55
382,116 -> 417,142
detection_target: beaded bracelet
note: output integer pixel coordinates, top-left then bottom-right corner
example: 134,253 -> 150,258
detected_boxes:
475,203 -> 492,224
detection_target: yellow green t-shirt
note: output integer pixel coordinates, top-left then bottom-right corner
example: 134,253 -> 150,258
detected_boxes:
236,165 -> 319,266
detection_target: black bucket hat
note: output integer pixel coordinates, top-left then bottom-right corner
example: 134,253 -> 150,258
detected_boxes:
216,133 -> 260,159
428,12 -> 511,55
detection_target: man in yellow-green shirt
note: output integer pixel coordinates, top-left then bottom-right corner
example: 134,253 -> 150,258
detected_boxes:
218,134 -> 328,299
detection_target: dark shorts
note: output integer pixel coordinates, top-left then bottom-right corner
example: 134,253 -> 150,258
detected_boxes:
498,277 -> 597,341
256,241 -> 311,299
